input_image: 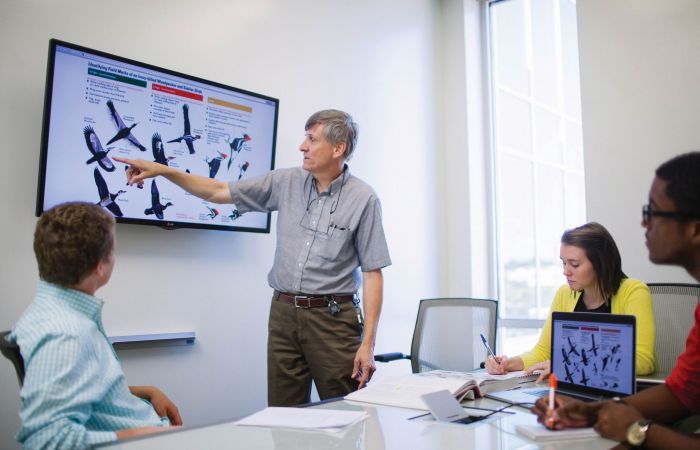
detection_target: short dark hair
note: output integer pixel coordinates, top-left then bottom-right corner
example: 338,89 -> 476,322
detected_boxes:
305,109 -> 359,160
655,151 -> 700,216
561,222 -> 625,303
34,202 -> 115,287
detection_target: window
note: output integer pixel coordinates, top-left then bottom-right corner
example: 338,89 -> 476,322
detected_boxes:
487,0 -> 586,353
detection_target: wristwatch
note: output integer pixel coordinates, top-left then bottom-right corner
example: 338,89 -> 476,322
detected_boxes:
626,418 -> 652,446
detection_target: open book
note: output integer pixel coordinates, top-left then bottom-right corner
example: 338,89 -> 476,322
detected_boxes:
344,370 -> 538,410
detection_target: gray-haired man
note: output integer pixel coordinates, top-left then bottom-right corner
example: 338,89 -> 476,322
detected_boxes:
117,109 -> 391,406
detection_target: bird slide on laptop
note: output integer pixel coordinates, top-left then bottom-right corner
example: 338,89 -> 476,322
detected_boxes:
487,312 -> 637,405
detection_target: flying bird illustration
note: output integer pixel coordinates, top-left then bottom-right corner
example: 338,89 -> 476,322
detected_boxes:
579,368 -> 589,386
581,348 -> 589,366
588,334 -> 599,357
205,151 -> 228,178
152,133 -> 174,165
229,209 -> 240,221
84,126 -> 115,172
168,104 -> 200,154
205,206 -> 219,219
566,337 -> 580,356
561,347 -> 571,365
105,100 -> 146,151
93,168 -> 125,217
144,179 -> 173,220
238,161 -> 250,180
227,133 -> 251,169
564,364 -> 575,383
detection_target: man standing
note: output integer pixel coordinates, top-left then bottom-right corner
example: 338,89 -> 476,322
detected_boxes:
533,152 -> 700,449
116,109 -> 391,406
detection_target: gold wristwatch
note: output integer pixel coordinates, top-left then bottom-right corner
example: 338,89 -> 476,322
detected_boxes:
626,418 -> 652,446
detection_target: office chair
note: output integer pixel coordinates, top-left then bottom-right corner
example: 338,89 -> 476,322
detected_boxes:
0,330 -> 25,387
647,283 -> 700,374
375,298 -> 498,373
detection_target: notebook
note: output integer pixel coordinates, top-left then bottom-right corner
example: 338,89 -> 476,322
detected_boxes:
487,311 -> 637,404
515,424 -> 599,441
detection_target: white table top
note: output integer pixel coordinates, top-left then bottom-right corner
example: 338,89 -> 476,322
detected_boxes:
99,396 -> 617,449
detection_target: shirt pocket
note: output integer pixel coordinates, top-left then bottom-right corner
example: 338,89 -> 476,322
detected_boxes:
317,227 -> 352,261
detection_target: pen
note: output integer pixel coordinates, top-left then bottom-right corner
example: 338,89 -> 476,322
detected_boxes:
480,333 -> 496,359
547,373 -> 558,427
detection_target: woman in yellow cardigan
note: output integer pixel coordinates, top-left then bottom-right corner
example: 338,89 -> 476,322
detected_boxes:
486,222 -> 656,381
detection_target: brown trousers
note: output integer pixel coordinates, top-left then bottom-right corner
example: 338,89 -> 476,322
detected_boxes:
267,294 -> 362,406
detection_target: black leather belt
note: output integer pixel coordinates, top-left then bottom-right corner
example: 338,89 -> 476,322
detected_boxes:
273,291 -> 355,308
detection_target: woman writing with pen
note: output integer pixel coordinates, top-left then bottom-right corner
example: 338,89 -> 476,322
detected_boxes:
485,222 -> 657,381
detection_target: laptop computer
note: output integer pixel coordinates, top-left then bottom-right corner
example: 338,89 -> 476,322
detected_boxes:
487,311 -> 637,404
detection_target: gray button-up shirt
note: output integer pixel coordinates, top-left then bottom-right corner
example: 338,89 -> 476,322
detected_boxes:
229,166 -> 391,294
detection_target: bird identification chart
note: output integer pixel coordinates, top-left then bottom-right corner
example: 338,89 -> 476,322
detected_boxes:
551,317 -> 635,395
41,43 -> 277,230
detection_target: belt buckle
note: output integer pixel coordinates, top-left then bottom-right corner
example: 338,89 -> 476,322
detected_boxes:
294,295 -> 311,308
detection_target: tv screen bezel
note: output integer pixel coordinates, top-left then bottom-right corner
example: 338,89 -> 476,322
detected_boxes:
36,38 -> 278,233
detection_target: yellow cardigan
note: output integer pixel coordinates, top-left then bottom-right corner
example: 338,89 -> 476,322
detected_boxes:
519,278 -> 656,375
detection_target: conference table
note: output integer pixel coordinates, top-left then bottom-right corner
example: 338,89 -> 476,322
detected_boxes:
98,395 -> 617,449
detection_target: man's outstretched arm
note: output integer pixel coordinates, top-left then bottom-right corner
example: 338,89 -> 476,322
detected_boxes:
114,157 -> 232,204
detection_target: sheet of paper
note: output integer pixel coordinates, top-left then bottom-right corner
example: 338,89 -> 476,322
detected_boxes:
515,424 -> 599,441
235,407 -> 368,433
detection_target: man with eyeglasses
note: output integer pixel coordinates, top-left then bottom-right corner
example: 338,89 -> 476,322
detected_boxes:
532,151 -> 700,449
116,110 -> 391,407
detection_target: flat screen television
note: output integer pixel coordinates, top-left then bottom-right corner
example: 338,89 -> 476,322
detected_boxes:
36,39 -> 278,232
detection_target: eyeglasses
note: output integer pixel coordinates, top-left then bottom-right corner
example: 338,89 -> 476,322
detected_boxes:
642,204 -> 700,223
299,169 -> 348,236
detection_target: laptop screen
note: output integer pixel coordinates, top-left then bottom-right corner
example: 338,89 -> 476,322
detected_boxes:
551,312 -> 636,398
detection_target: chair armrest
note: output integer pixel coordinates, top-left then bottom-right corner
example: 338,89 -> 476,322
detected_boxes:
374,352 -> 410,363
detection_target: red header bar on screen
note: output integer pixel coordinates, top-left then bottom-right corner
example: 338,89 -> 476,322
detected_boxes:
152,83 -> 203,101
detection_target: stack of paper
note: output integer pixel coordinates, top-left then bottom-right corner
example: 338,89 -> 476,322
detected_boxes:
515,424 -> 599,441
235,407 -> 368,433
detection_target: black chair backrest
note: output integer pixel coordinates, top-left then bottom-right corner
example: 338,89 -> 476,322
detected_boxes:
0,330 -> 25,387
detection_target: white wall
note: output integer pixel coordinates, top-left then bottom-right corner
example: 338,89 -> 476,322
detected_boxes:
0,1 -> 443,447
6,0 -> 697,447
578,0 -> 700,283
